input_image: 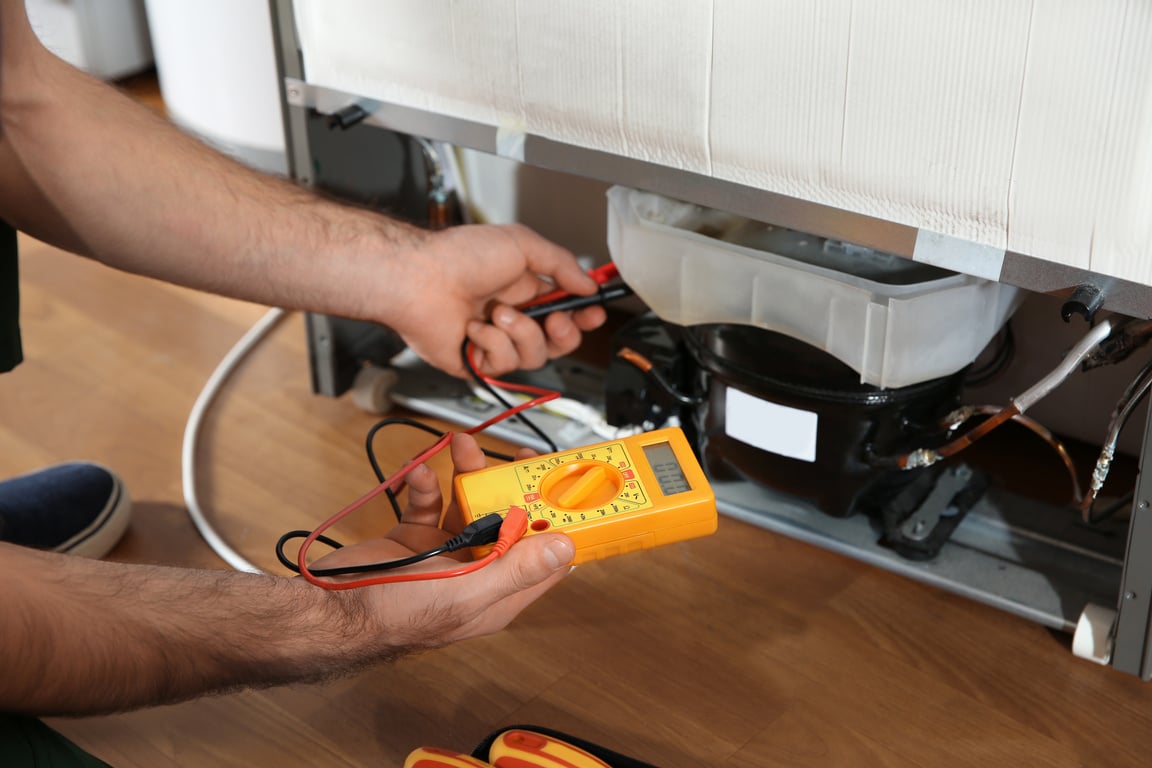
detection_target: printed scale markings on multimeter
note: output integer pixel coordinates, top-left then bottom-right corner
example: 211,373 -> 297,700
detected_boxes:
456,427 -> 717,562
515,440 -> 649,528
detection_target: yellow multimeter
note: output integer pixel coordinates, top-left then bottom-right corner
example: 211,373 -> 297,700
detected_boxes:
454,427 -> 717,564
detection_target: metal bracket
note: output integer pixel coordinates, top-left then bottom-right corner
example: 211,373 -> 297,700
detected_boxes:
1110,403 -> 1152,679
899,465 -> 974,542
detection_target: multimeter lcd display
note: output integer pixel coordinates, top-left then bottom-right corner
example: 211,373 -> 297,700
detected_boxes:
642,441 -> 692,496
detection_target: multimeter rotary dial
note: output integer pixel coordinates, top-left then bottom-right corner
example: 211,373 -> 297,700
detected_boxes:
538,460 -> 625,510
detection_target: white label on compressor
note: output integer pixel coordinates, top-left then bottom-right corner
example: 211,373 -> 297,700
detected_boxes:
724,387 -> 818,462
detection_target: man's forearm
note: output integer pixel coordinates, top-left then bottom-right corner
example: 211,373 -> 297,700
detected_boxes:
0,544 -> 391,716
1,0 -> 603,377
0,3 -> 419,322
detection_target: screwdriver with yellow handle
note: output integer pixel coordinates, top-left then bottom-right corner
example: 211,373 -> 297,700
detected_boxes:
403,747 -> 493,768
488,729 -> 613,768
403,730 -> 618,768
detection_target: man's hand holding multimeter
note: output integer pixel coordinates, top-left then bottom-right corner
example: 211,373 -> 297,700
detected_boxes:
454,267 -> 718,563
455,427 -> 717,564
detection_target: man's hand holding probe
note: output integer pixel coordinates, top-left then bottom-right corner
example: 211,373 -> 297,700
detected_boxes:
367,221 -> 607,377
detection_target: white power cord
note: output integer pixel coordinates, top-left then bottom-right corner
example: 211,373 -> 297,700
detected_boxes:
1013,319 -> 1112,412
182,307 -> 288,573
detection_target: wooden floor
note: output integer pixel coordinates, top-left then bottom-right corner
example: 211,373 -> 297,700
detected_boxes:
3,75 -> 1151,768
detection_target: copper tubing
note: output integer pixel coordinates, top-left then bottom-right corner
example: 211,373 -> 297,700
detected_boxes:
934,404 -> 1020,460
1079,358 -> 1152,522
894,321 -> 1112,470
898,403 -> 1020,469
953,405 -> 1084,506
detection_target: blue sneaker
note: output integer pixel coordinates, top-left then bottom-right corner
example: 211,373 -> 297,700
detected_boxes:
0,463 -> 132,558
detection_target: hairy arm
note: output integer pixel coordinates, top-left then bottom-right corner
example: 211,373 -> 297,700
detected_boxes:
0,1 -> 393,309
0,437 -> 574,716
0,544 -> 376,715
0,1 -> 603,376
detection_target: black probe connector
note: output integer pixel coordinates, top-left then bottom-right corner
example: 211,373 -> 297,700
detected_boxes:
443,513 -> 507,551
276,512 -> 509,577
522,283 -> 635,319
